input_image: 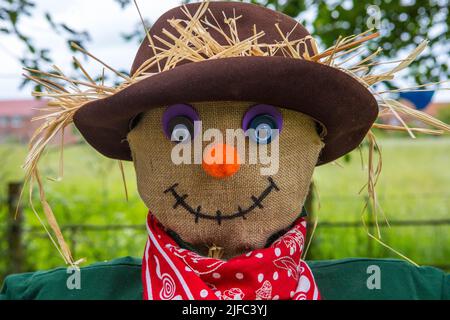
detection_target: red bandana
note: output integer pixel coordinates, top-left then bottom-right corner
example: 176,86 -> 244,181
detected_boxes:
142,214 -> 321,300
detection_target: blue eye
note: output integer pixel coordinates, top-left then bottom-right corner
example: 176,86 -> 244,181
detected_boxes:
248,114 -> 278,144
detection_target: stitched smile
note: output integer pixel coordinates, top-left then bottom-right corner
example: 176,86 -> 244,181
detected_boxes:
163,177 -> 280,225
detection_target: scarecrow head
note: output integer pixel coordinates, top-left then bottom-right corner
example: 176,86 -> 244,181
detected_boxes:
72,2 -> 377,258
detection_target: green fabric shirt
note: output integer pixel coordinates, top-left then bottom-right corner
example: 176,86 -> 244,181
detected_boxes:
1,257 -> 449,300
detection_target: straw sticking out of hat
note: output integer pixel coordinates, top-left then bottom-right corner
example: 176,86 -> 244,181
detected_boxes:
22,0 -> 449,265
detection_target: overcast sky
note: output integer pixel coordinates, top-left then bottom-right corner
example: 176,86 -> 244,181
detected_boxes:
0,0 -> 180,99
0,0 -> 448,102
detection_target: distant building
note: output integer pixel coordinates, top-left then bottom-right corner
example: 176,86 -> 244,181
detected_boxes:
0,99 -> 79,144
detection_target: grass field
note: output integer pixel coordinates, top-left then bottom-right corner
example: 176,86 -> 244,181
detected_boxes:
312,137 -> 450,267
0,135 -> 449,278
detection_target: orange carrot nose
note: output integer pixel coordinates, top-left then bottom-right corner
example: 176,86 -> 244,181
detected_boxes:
202,143 -> 240,179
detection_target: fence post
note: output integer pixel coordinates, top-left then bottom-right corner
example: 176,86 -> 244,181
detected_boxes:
7,182 -> 24,274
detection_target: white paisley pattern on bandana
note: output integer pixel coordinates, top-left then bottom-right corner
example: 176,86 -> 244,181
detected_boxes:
142,213 -> 321,300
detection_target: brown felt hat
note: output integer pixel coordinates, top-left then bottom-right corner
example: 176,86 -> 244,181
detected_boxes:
73,1 -> 378,165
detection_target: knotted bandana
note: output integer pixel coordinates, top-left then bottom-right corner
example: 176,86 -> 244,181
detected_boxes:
143,214 -> 320,300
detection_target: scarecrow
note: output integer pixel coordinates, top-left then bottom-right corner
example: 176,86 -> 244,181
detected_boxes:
5,1 -> 449,300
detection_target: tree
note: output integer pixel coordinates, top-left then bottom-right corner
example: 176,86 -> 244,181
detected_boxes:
254,0 -> 449,85
1,0 -> 448,92
0,0 -> 129,91
181,0 -> 450,86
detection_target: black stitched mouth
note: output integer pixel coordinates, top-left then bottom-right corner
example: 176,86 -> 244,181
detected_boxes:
163,177 -> 280,225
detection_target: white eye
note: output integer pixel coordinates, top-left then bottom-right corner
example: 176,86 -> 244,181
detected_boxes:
171,124 -> 191,142
254,123 -> 273,143
248,114 -> 278,144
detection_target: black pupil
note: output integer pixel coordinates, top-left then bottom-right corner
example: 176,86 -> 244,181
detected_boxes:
250,114 -> 277,143
168,116 -> 194,142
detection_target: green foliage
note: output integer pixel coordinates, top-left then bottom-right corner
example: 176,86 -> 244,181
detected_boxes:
309,137 -> 450,268
436,106 -> 450,124
311,0 -> 449,85
0,144 -> 147,281
189,0 -> 450,86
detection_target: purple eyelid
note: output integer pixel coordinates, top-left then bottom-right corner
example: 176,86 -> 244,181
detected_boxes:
162,104 -> 200,139
242,104 -> 283,131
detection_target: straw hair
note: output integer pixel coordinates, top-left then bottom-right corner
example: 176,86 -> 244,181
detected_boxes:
22,0 -> 450,265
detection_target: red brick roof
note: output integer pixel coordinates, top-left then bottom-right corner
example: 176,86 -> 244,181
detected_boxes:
0,99 -> 48,117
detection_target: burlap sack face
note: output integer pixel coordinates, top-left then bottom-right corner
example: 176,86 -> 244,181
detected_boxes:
128,101 -> 324,258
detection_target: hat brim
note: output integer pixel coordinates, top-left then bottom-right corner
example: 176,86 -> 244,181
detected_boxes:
73,56 -> 378,165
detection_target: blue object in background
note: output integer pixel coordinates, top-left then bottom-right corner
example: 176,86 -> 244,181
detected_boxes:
399,90 -> 435,110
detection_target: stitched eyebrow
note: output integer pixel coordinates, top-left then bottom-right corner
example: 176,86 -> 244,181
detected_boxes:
163,177 -> 280,225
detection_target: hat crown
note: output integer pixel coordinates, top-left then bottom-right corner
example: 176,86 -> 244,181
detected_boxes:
131,1 -> 312,76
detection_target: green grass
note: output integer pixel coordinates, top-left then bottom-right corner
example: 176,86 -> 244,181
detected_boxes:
311,137 -> 450,267
0,136 -> 449,278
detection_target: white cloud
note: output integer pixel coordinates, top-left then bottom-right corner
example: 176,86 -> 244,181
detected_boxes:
0,0 -> 180,98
